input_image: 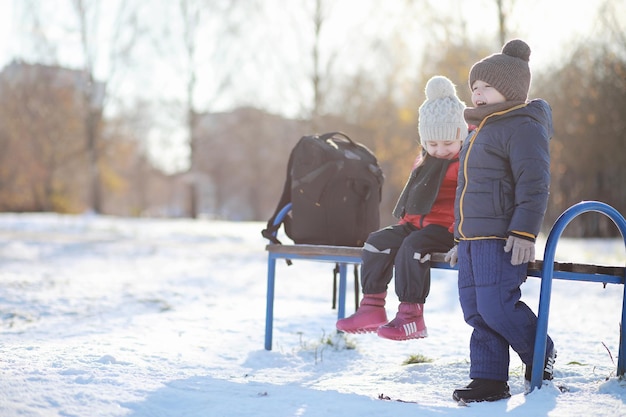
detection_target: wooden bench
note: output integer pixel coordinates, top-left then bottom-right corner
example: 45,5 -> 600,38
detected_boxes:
263,201 -> 626,391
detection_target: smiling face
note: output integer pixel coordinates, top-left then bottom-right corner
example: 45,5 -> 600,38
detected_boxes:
423,140 -> 462,160
471,79 -> 507,107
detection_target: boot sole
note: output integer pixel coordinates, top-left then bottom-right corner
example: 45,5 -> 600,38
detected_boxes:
336,322 -> 388,334
377,329 -> 428,341
452,391 -> 511,403
338,327 -> 378,334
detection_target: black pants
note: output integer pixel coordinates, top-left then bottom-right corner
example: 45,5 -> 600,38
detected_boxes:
360,223 -> 454,303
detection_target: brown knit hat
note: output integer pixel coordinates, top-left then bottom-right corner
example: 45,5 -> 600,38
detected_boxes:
469,39 -> 531,102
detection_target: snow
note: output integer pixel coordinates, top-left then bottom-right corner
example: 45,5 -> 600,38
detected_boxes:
0,213 -> 625,417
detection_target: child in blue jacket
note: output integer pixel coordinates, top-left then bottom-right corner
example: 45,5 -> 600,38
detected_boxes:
446,39 -> 556,403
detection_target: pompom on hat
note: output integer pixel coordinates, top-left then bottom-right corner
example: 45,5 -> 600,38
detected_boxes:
418,76 -> 468,146
469,39 -> 532,102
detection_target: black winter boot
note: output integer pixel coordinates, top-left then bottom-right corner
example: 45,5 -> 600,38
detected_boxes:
525,348 -> 557,382
524,348 -> 557,393
452,379 -> 511,403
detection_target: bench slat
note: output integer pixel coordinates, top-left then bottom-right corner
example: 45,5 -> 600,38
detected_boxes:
266,244 -> 625,278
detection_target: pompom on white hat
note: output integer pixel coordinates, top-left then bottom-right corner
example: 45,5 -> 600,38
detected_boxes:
418,76 -> 468,146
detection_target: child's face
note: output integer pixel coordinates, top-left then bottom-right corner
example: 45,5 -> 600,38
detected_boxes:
471,80 -> 506,106
424,140 -> 461,160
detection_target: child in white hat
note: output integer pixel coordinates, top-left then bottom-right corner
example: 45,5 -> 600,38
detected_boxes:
337,75 -> 468,340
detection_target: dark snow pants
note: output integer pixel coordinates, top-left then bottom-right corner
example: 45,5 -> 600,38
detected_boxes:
457,239 -> 554,382
360,223 -> 454,303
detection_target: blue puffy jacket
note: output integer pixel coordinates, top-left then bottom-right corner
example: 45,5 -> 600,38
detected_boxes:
454,99 -> 553,241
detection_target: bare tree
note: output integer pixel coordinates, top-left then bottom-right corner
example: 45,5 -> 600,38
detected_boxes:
0,63 -> 88,212
69,0 -> 141,213
495,0 -> 507,45
161,0 -> 244,218
178,0 -> 202,218
310,0 -> 332,130
535,42 -> 626,236
18,0 -> 143,213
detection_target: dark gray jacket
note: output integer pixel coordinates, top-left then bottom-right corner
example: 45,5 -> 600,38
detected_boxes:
454,99 -> 553,241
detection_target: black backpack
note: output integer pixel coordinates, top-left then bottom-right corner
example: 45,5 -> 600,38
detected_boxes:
262,131 -> 384,247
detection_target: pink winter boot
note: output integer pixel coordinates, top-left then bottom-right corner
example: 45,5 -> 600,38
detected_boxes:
377,302 -> 427,341
336,292 -> 388,333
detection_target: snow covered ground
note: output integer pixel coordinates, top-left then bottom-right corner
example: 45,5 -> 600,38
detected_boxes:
0,213 -> 625,416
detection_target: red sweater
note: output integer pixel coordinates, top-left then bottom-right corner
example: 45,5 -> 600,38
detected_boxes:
399,159 -> 458,233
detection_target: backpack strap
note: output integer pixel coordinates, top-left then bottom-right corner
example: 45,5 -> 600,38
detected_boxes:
318,131 -> 354,146
261,203 -> 292,244
261,140 -> 298,244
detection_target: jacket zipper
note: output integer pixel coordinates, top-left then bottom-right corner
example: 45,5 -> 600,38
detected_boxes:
457,103 -> 528,239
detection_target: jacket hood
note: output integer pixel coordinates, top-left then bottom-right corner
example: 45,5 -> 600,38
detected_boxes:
496,99 -> 554,139
523,99 -> 554,138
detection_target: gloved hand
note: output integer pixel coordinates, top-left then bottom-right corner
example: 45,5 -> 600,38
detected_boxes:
504,235 -> 535,265
444,245 -> 458,267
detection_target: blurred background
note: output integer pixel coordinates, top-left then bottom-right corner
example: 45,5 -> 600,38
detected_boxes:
0,0 -> 624,237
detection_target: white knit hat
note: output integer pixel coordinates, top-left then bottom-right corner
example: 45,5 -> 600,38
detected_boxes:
418,76 -> 468,146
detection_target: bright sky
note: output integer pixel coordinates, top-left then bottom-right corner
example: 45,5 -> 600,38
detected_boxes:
0,0 -> 621,172
0,0 -> 616,103
0,1 -> 13,67
0,1 -> 614,77
452,0 -> 601,69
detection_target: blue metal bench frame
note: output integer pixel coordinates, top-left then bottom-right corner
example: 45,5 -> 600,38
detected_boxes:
264,201 -> 626,392
530,201 -> 626,390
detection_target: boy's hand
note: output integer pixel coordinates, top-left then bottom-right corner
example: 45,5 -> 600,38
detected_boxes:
444,246 -> 458,267
504,236 -> 535,265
